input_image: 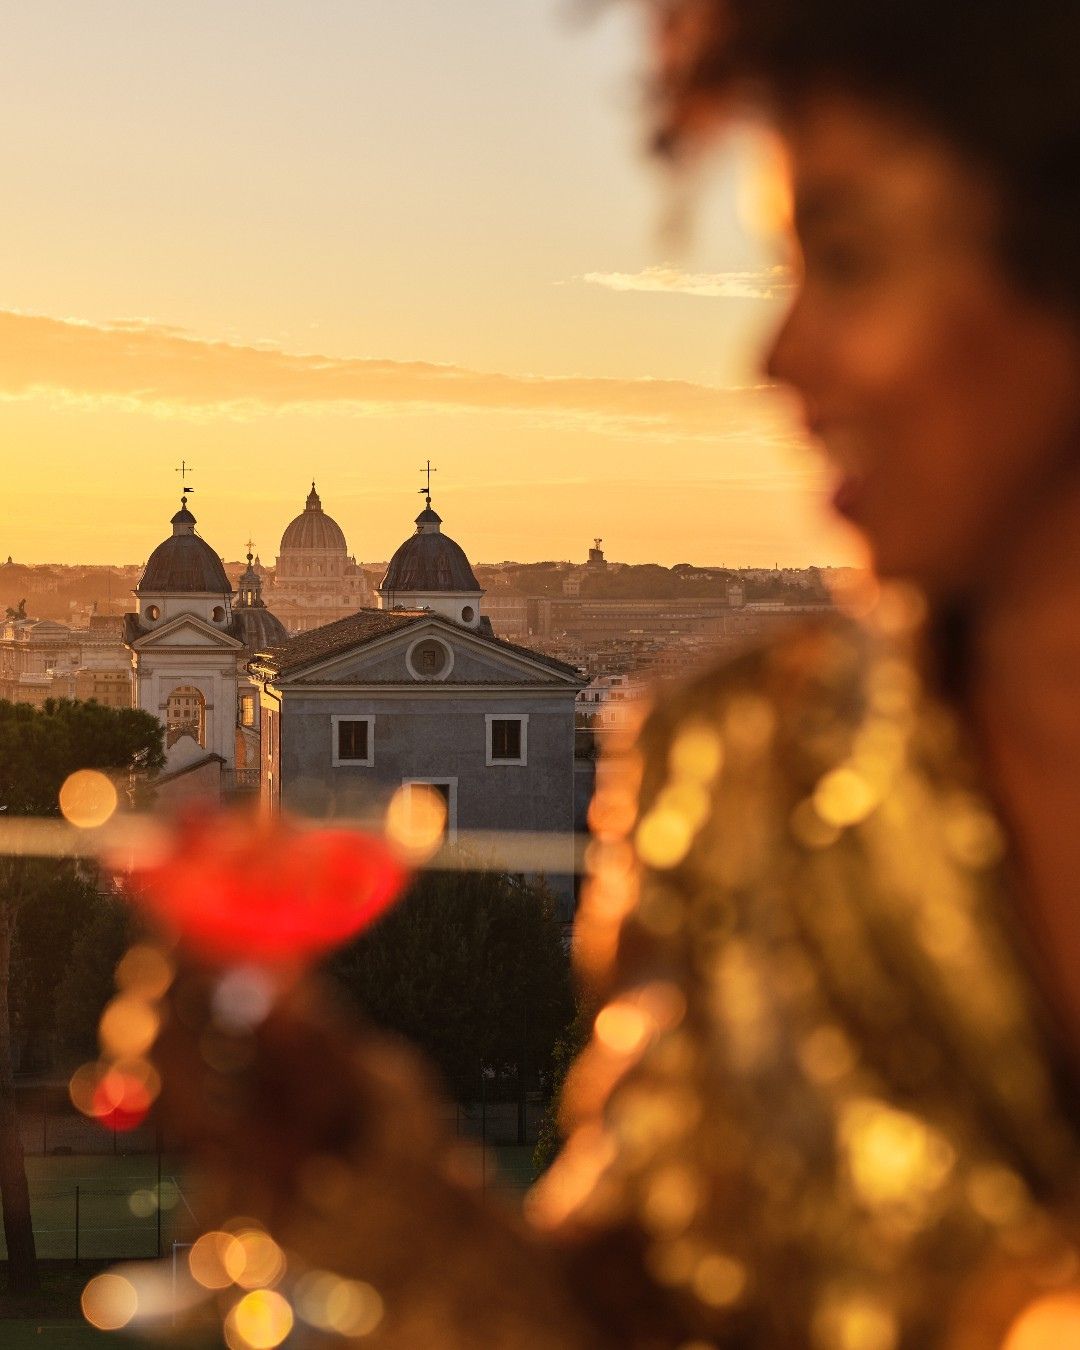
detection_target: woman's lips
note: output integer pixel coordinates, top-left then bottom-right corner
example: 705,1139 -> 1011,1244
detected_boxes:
811,425 -> 867,522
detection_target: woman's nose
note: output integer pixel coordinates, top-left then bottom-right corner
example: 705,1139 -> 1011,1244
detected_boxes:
763,298 -> 801,387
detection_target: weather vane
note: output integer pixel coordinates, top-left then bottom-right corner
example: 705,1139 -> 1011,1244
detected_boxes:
175,460 -> 195,506
418,459 -> 437,508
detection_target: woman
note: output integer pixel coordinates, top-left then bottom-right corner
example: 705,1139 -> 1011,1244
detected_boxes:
142,2 -> 1080,1346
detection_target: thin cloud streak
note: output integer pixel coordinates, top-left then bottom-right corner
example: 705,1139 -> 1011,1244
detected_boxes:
581,264 -> 793,301
0,309 -> 796,442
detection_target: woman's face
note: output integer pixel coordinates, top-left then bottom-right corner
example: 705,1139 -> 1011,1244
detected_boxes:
766,94 -> 1080,598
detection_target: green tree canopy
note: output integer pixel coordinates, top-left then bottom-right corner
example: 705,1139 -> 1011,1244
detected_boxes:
0,698 -> 164,815
0,697 -> 164,1294
325,863 -> 574,1098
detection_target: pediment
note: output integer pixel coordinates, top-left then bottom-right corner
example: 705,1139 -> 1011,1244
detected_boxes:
130,615 -> 244,651
277,618 -> 578,687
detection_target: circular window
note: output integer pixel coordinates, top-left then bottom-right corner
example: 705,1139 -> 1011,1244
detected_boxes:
461,606 -> 475,623
406,637 -> 453,681
212,605 -> 226,623
145,605 -> 160,621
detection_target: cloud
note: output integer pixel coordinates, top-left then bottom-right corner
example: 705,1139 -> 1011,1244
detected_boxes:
581,264 -> 793,301
0,308 -> 796,442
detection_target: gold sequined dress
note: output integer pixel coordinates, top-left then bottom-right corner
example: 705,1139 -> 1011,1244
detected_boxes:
165,596 -> 1080,1350
539,594 -> 1080,1349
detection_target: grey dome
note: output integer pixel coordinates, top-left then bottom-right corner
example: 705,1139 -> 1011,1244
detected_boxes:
279,483 -> 348,553
235,605 -> 289,651
137,502 -> 231,595
380,505 -> 480,595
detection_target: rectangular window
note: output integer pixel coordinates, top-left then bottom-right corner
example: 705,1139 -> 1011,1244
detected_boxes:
486,714 -> 528,766
331,715 -> 374,767
240,694 -> 256,728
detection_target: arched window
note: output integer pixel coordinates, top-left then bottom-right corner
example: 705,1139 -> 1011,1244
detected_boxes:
166,685 -> 205,748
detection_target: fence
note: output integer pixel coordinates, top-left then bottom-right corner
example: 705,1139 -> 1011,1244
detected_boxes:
5,1078 -> 545,1263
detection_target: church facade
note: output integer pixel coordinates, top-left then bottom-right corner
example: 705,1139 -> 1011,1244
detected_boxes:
251,495 -> 585,910
124,498 -> 287,800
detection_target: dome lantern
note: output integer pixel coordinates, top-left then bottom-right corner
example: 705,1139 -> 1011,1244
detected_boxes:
135,498 -> 233,621
235,547 -> 288,650
378,480 -> 484,630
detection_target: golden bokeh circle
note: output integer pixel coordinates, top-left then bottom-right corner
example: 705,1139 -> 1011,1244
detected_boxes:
225,1289 -> 294,1350
81,1273 -> 138,1330
59,769 -> 118,829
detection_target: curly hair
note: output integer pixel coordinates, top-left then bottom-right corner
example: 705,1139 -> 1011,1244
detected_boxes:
644,0 -> 1080,311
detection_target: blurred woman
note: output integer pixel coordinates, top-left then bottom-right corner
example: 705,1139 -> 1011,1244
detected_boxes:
152,3 -> 1080,1346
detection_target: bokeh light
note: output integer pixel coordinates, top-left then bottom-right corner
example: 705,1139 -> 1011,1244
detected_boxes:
225,1289 -> 294,1350
594,1002 -> 654,1056
98,994 -> 160,1059
90,1059 -> 160,1132
295,1270 -> 385,1337
115,943 -> 175,1000
189,1231 -> 245,1290
81,1273 -> 138,1330
59,769 -> 119,829
1004,1293 -> 1080,1349
384,782 -> 448,863
224,1229 -> 287,1290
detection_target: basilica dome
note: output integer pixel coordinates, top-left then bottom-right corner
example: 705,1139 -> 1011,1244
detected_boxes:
279,483 -> 348,553
137,503 -> 232,595
381,506 -> 480,595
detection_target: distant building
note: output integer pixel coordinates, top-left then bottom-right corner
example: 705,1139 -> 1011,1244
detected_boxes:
270,483 -> 371,633
576,673 -> 649,731
0,613 -> 132,708
253,492 -> 585,911
124,498 -> 287,802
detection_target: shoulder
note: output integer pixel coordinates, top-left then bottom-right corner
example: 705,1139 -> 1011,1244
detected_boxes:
577,610 -> 896,992
635,610 -> 876,804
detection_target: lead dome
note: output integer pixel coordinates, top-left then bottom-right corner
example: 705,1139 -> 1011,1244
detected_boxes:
136,501 -> 232,594
380,505 -> 481,595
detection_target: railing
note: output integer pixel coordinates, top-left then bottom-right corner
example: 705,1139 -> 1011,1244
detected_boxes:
224,766 -> 260,790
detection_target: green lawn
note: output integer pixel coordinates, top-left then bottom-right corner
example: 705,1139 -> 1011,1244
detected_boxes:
0,1155 -> 196,1262
1,1146 -> 537,1338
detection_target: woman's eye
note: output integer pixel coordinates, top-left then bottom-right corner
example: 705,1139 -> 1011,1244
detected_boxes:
803,237 -> 881,290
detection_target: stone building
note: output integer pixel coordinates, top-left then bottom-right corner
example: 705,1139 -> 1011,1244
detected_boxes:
252,495 -> 585,912
124,498 -> 286,801
0,614 -> 131,708
270,483 -> 371,633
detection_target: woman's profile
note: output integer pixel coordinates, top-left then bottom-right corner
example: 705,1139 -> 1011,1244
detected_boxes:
141,2 -> 1080,1346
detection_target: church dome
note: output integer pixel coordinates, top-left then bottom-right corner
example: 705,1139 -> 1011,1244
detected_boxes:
137,501 -> 232,595
380,504 -> 481,595
279,483 -> 348,553
235,605 -> 289,651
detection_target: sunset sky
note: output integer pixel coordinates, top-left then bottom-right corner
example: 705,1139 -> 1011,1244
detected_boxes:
2,0 -> 860,569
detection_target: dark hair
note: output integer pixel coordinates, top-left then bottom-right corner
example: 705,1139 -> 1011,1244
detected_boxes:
648,0 -> 1080,311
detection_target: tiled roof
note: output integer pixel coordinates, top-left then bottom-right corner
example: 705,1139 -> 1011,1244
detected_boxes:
257,609 -> 426,672
257,607 -> 585,683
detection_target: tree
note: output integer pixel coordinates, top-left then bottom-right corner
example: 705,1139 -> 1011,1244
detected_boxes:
325,863 -> 574,1136
0,699 -> 163,1294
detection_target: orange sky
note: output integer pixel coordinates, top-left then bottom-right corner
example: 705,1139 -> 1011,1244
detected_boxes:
1,1 -> 861,570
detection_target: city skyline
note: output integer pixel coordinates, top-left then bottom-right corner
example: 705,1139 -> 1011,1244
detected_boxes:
2,1 -> 863,570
